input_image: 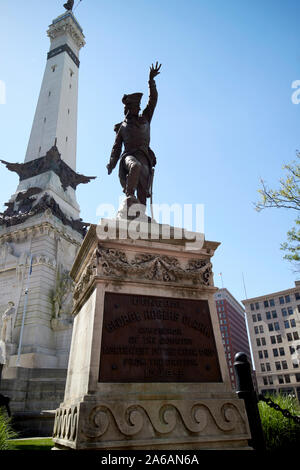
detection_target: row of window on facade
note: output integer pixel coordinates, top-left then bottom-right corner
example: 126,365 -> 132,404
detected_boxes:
250,292 -> 300,311
253,318 -> 297,334
252,306 -> 299,322
256,332 -> 300,347
262,373 -> 300,386
258,346 -> 299,362
261,359 -> 299,372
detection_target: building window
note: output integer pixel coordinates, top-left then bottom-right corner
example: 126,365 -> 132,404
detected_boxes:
274,322 -> 280,331
261,337 -> 266,346
284,320 -> 290,329
295,293 -> 300,301
282,361 -> 288,370
259,325 -> 264,333
273,349 -> 278,357
282,308 -> 287,317
295,373 -> 300,382
268,376 -> 273,385
250,303 -> 254,311
279,347 -> 285,356
256,338 -> 261,346
266,311 -> 271,320
270,336 -> 276,344
264,300 -> 269,308
285,295 -> 290,303
288,307 -> 293,315
254,326 -> 259,334
261,364 -> 265,372
259,351 -> 263,359
268,324 -> 274,332
284,374 -> 291,383
278,375 -> 284,384
255,302 -> 260,310
293,332 -> 299,340
291,319 -> 296,327
275,361 -> 281,370
263,377 -> 268,385
266,363 -> 271,371
270,299 -> 275,307
264,350 -> 268,358
277,335 -> 282,343
252,314 -> 257,322
271,310 -> 277,318
257,313 -> 262,321
279,297 -> 284,305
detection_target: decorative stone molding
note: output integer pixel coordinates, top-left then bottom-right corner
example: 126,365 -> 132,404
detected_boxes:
72,245 -> 213,313
53,399 -> 249,449
0,220 -> 82,247
95,246 -> 213,286
32,254 -> 57,269
53,405 -> 78,443
47,14 -> 86,50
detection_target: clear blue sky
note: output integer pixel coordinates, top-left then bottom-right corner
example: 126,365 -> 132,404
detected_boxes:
1,0 -> 300,305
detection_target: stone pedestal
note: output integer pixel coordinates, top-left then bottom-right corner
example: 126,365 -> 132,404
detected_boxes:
52,223 -> 251,450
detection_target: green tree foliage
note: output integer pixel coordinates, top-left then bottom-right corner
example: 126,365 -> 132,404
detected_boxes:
256,153 -> 300,266
0,409 -> 17,450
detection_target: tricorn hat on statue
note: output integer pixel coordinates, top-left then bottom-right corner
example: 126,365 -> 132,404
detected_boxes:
122,93 -> 143,107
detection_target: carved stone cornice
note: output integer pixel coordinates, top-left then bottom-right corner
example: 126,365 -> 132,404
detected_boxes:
96,246 -> 213,286
0,218 -> 82,247
72,243 -> 214,314
47,12 -> 86,50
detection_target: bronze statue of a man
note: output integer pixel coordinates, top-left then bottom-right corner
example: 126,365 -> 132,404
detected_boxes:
107,63 -> 162,210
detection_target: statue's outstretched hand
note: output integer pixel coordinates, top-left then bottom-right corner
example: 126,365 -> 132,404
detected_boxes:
149,62 -> 162,80
106,163 -> 113,175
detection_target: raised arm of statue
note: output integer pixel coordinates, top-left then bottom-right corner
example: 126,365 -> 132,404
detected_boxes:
142,62 -> 162,122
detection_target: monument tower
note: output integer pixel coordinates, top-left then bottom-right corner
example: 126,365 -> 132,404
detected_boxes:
0,3 -> 94,433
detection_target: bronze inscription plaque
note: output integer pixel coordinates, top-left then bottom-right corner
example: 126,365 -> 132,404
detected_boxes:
99,292 -> 222,383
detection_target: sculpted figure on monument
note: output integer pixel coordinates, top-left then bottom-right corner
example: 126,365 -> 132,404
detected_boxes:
0,302 -> 15,344
0,302 -> 15,365
63,0 -> 74,11
107,63 -> 162,217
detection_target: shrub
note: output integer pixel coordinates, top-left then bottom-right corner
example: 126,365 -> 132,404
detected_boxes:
0,409 -> 17,450
258,393 -> 300,452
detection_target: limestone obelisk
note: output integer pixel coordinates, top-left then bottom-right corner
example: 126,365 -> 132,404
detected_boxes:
0,6 -> 94,435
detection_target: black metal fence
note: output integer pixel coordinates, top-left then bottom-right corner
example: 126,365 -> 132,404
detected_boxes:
234,352 -> 300,451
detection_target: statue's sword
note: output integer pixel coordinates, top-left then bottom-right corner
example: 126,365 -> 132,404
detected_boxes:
150,168 -> 155,220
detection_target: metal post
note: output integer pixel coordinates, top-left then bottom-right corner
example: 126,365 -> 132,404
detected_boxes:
234,352 -> 265,452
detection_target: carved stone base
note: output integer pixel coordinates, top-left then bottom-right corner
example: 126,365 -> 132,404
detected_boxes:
53,396 -> 251,450
52,223 -> 251,450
